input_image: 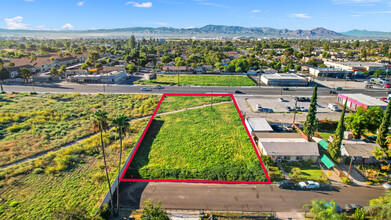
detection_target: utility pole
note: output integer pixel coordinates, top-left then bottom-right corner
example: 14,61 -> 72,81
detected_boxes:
177,71 -> 180,86
347,156 -> 353,180
292,100 -> 298,125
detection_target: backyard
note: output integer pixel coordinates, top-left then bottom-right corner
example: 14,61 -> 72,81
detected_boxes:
123,100 -> 268,182
135,74 -> 257,86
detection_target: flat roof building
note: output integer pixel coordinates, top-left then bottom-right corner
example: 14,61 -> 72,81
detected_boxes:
309,67 -> 353,78
337,93 -> 388,111
324,61 -> 390,72
261,73 -> 308,86
245,118 -> 273,134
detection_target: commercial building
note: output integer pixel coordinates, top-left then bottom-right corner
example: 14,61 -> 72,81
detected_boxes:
337,93 -> 388,111
309,67 -> 353,78
324,61 -> 390,73
245,118 -> 273,135
67,70 -> 127,83
261,73 -> 308,86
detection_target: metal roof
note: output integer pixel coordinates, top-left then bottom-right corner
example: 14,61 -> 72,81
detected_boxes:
246,118 -> 273,132
321,155 -> 335,169
339,93 -> 388,107
254,132 -> 303,139
318,140 -> 329,150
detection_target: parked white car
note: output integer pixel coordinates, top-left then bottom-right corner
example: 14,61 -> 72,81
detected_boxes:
298,181 -> 320,189
383,182 -> 391,189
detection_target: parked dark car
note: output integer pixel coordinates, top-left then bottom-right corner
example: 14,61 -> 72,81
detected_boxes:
285,106 -> 292,111
325,203 -> 343,213
294,97 -> 299,101
271,125 -> 283,132
234,90 -> 244,94
277,180 -> 297,189
345,204 -> 363,212
330,90 -> 338,94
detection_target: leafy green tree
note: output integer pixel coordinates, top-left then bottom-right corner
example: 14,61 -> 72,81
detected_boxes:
18,67 -> 32,83
126,64 -> 137,73
366,190 -> 391,219
161,55 -> 172,64
346,106 -> 384,139
59,65 -> 67,75
295,65 -> 302,71
303,85 -> 318,140
92,110 -> 114,215
373,69 -> 385,78
329,100 -> 347,161
377,101 -> 391,149
303,199 -> 348,220
88,51 -> 100,64
361,49 -> 367,60
128,35 -> 136,49
112,114 -> 129,215
50,67 -> 59,76
141,200 -> 169,220
174,57 -> 185,66
319,64 -> 327,68
0,68 -> 10,92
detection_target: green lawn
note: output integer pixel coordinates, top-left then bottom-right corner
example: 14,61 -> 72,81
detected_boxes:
124,102 -> 267,181
317,132 -> 333,141
282,162 -> 328,183
135,74 -> 257,86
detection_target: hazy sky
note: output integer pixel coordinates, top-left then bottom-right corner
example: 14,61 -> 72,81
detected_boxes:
1,0 -> 391,32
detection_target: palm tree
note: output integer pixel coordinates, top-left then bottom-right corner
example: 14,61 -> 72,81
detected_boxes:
112,114 -> 129,215
92,110 -> 114,214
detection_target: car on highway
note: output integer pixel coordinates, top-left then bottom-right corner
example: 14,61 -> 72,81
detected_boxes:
234,90 -> 244,94
140,87 -> 152,91
285,106 -> 293,111
382,182 -> 391,189
278,98 -> 284,102
153,85 -> 164,89
283,87 -> 289,91
298,181 -> 320,190
344,203 -> 363,212
277,180 -> 297,189
330,90 -> 338,94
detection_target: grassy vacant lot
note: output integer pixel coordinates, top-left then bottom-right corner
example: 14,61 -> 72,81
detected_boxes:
135,74 -> 257,86
0,93 -> 160,167
124,102 -> 267,182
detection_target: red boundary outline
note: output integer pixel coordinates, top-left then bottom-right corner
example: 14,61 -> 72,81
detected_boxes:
120,93 -> 271,184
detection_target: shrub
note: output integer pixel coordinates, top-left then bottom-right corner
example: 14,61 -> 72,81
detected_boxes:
33,168 -> 44,174
341,177 -> 352,185
92,171 -> 105,183
29,92 -> 37,95
9,201 -> 19,207
366,180 -> 374,185
45,166 -> 56,174
7,123 -> 22,132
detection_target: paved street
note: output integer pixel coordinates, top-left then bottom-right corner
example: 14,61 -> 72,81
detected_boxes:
118,182 -> 385,212
2,81 -> 390,97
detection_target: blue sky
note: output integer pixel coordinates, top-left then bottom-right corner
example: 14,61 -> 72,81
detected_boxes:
1,0 -> 391,32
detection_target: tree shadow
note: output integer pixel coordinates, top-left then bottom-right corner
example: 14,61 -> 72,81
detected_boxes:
122,119 -> 165,179
115,181 -> 149,208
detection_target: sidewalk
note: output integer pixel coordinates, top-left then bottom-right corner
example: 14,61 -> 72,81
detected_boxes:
319,163 -> 343,185
277,162 -> 291,179
275,212 -> 305,220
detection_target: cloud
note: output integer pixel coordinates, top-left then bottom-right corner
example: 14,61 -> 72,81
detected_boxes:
290,13 -> 311,18
125,2 -> 153,7
185,26 -> 195,29
193,0 -> 229,8
4,16 -> 28,29
77,1 -> 85,6
62,23 -> 74,30
251,10 -> 261,13
35,25 -> 48,30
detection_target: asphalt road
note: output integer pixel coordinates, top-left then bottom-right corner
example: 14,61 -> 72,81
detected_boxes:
118,182 -> 386,212
2,82 -> 390,97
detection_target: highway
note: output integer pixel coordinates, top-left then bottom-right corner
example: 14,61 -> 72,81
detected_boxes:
2,82 -> 389,97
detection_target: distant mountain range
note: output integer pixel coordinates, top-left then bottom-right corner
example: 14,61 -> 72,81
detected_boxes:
0,25 -> 390,39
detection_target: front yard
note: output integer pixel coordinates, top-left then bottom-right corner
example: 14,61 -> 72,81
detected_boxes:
282,161 -> 329,183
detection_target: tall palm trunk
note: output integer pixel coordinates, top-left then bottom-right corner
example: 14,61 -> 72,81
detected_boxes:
116,128 -> 123,215
100,128 -> 114,214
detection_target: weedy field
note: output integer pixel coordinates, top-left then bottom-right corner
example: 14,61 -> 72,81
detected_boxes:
0,94 -> 237,219
0,93 -> 160,167
124,101 -> 267,182
135,74 -> 257,86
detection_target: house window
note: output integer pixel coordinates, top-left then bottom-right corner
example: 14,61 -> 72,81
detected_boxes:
296,156 -> 303,161
283,156 -> 290,161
